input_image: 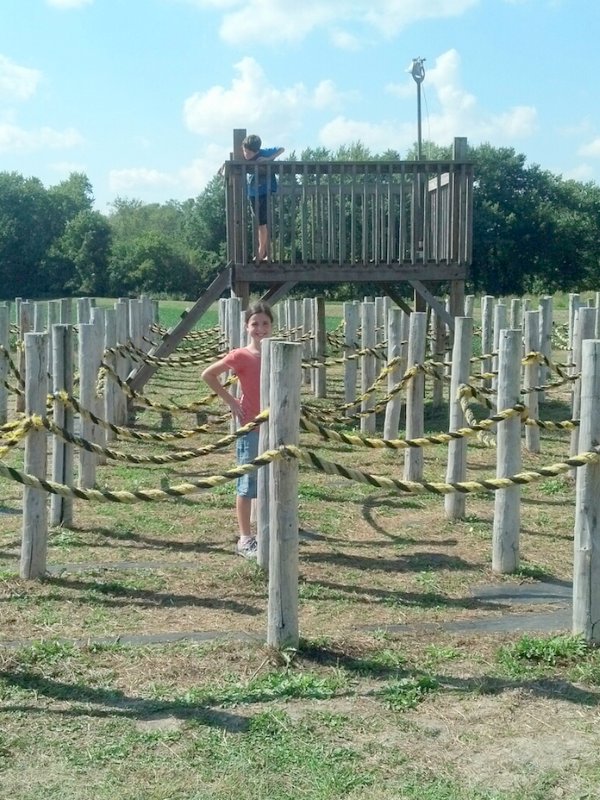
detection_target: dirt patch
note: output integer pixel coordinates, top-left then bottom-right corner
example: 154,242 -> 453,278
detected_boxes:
405,690 -> 599,795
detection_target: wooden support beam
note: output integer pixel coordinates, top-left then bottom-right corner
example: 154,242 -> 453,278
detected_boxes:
128,267 -> 231,393
409,279 -> 455,331
380,284 -> 413,317
261,282 -> 297,306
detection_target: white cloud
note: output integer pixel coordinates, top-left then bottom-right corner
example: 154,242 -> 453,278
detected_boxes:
180,143 -> 231,192
0,55 -> 41,101
183,57 -> 347,138
185,0 -> 480,46
481,106 -> 537,139
319,116 -> 411,154
562,162 -> 596,182
46,0 -> 93,8
49,160 -> 87,174
108,168 -> 178,193
108,143 -> 229,199
364,0 -> 479,36
579,137 -> 600,158
320,49 -> 538,154
0,122 -> 84,153
329,30 -> 362,51
557,118 -> 593,138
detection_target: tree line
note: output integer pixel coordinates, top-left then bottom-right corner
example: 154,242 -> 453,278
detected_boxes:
1,142 -> 599,302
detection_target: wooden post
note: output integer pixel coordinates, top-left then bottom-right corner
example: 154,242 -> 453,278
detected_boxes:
104,308 -> 118,442
445,316 -> 473,519
302,296 -> 312,385
464,295 -> 475,318
50,324 -> 74,529
228,298 -> 242,433
78,323 -> 102,488
375,296 -> 386,345
360,301 -> 376,435
570,307 -> 596,476
33,301 -> 47,333
77,297 -> 91,325
432,305 -> 446,407
343,301 -> 359,411
480,295 -> 494,390
523,311 -> 540,454
59,298 -> 72,324
492,329 -> 522,573
20,333 -> 48,579
383,307 -> 404,440
403,312 -> 427,481
313,297 -> 327,398
129,298 -> 142,353
219,297 -> 229,348
509,298 -> 521,330
449,280 -> 465,333
139,296 -> 154,351
520,297 -> 530,328
114,299 -> 129,426
0,305 -> 9,424
16,300 -> 33,413
573,339 -> 600,642
538,295 -> 553,402
568,293 -> 581,363
267,340 -> 302,649
231,128 -> 250,302
47,300 -> 61,375
491,302 -> 507,407
90,307 -> 107,464
285,298 -> 296,340
257,338 -> 272,571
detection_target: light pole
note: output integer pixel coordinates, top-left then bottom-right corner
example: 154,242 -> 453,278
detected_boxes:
409,57 -> 426,160
408,57 -> 426,275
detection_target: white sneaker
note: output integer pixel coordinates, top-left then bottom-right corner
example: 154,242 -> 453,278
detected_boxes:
236,537 -> 257,559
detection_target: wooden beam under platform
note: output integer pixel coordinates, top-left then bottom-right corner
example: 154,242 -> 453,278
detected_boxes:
408,279 -> 455,331
379,284 -> 413,317
128,266 -> 231,393
232,262 -> 467,285
260,282 -> 297,306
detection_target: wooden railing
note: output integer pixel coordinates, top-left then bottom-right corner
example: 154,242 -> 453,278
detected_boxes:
224,158 -> 473,268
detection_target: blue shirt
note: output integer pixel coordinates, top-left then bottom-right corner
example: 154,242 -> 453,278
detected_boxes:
246,148 -> 281,198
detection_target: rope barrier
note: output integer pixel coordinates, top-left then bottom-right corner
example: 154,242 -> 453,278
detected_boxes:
51,390 -> 230,441
0,446 -> 284,503
36,411 -> 267,464
299,404 -> 525,451
0,345 -> 24,387
284,444 -> 600,496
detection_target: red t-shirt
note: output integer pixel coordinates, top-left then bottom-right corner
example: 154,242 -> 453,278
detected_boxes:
221,347 -> 262,424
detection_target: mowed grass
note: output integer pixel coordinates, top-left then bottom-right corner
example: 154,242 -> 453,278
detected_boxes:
1,296 -> 599,799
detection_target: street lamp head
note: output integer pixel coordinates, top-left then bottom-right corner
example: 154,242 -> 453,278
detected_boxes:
409,57 -> 426,84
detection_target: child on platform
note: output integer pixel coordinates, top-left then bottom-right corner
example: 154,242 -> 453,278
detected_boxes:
201,301 -> 273,558
242,134 -> 285,263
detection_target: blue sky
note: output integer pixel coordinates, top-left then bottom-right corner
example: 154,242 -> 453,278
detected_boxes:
1,0 -> 598,212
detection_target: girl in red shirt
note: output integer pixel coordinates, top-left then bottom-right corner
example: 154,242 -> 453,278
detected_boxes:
202,301 -> 273,558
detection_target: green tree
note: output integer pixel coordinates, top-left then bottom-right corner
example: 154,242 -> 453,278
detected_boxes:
107,231 -> 203,297
0,172 -> 55,298
470,144 -> 600,295
182,177 -> 227,257
51,210 -> 112,295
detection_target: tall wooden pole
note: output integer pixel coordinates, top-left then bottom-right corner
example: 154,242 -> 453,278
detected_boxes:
267,341 -> 302,649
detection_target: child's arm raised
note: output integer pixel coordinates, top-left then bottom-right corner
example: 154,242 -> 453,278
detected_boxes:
256,147 -> 285,162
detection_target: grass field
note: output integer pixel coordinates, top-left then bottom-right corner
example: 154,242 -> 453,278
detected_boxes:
1,294 -> 599,800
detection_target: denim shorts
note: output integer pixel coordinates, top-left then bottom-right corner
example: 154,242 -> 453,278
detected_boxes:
236,429 -> 259,498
